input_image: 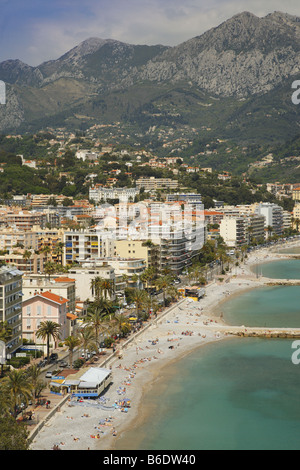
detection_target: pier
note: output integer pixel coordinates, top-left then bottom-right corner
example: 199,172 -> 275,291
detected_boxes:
208,325 -> 300,339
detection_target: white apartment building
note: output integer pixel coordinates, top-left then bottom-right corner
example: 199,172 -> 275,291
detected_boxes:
0,266 -> 23,357
89,186 -> 139,204
64,230 -> 115,266
255,203 -> 284,236
67,263 -> 117,302
76,150 -> 99,162
220,217 -> 247,248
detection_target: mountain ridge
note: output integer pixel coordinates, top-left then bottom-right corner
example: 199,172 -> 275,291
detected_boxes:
1,10 -> 300,141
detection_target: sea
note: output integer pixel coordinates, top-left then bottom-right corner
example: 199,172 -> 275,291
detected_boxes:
116,251 -> 300,451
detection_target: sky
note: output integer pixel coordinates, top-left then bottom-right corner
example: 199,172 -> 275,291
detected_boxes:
1,0 -> 300,66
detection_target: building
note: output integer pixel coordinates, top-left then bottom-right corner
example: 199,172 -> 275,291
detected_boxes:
136,177 -> 178,191
73,257 -> 146,289
293,204 -> 300,228
64,230 -> 115,266
22,275 -> 76,316
22,291 -> 70,343
0,266 -> 23,357
89,185 -> 139,203
0,210 -> 47,231
76,150 -> 99,162
114,240 -> 159,269
255,203 -> 284,237
166,193 -> 203,206
0,227 -> 38,252
66,264 -> 117,302
220,217 -> 247,247
283,211 -> 292,231
0,250 -> 46,274
292,186 -> 300,202
246,214 -> 266,244
49,367 -> 112,398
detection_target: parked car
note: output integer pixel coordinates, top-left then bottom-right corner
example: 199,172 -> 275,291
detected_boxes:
58,361 -> 68,368
45,371 -> 52,379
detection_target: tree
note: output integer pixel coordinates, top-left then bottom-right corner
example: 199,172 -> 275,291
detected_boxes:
266,226 -> 273,239
0,370 -> 33,419
0,415 -> 29,450
44,261 -> 57,279
26,365 -> 46,399
22,250 -> 32,272
83,308 -> 111,348
53,242 -> 65,264
110,314 -> 132,338
36,321 -> 61,362
78,327 -> 97,360
90,277 -> 114,301
64,335 -> 81,368
155,275 -> 174,307
131,289 -> 150,319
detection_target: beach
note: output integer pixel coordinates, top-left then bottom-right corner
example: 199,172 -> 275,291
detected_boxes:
29,241 -> 299,451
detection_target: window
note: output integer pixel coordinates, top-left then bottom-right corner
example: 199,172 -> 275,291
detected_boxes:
47,306 -> 52,316
27,306 -> 31,316
37,305 -> 41,316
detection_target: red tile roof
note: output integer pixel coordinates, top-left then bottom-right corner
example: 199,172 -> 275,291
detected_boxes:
39,291 -> 69,304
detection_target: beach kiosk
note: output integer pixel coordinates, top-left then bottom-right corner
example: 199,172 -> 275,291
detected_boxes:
50,367 -> 112,398
182,287 -> 206,301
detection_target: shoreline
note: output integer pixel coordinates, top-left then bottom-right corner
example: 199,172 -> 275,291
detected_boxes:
29,241 -> 300,451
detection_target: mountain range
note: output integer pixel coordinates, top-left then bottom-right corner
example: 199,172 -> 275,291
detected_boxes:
1,11 -> 300,142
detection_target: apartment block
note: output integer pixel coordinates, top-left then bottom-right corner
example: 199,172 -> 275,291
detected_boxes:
115,239 -> 160,270
255,203 -> 284,236
220,217 -> 247,248
64,230 -> 115,265
0,266 -> 23,357
136,177 -> 178,191
89,185 -> 139,203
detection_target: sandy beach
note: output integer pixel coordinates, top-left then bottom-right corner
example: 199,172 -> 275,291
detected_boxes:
29,241 -> 299,451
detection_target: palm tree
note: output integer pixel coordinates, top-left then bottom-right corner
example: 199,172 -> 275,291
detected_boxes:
44,261 -> 57,279
131,289 -> 149,319
36,321 -> 61,362
110,314 -> 132,338
41,244 -> 51,258
83,308 -> 112,348
0,321 -> 12,343
90,277 -> 114,300
1,370 -> 33,418
26,365 -> 46,399
77,327 -> 97,360
53,242 -> 65,262
266,225 -> 273,239
22,250 -> 32,272
140,266 -> 157,290
155,275 -> 174,307
64,335 -> 81,367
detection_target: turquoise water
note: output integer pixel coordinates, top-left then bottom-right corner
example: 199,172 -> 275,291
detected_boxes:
219,286 -> 300,327
117,258 -> 300,450
119,339 -> 300,450
251,259 -> 300,279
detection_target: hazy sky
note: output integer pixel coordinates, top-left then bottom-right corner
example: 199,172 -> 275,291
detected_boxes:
1,0 -> 300,65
